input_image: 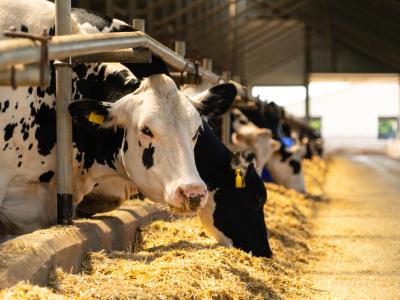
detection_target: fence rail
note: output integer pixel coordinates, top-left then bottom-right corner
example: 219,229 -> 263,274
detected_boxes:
0,31 -> 226,84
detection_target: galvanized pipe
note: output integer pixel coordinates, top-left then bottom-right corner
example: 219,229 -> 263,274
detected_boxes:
55,0 -> 73,225
72,48 -> 151,64
0,32 -> 221,84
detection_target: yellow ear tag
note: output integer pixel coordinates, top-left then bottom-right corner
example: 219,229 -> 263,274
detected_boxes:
235,168 -> 245,188
88,112 -> 104,125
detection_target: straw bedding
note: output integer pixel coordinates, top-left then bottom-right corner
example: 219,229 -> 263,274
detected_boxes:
0,158 -> 327,300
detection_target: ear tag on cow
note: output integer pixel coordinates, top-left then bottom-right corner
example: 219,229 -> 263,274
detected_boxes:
88,112 -> 104,125
235,168 -> 245,188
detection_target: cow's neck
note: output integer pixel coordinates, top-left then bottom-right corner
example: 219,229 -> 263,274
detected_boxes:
195,121 -> 234,190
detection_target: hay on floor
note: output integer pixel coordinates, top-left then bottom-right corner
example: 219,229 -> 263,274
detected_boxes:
0,158 -> 327,300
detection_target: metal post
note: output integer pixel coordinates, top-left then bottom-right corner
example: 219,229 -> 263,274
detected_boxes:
304,25 -> 311,122
202,58 -> 212,71
55,0 -> 73,225
174,40 -> 186,57
132,19 -> 145,32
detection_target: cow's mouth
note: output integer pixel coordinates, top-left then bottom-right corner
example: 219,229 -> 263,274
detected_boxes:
167,195 -> 202,215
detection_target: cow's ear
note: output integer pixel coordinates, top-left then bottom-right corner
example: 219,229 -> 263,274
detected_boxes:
190,83 -> 237,117
69,99 -> 113,131
271,139 -> 281,152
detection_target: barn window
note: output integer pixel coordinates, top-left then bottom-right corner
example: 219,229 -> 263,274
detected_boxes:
309,117 -> 322,135
378,117 -> 398,139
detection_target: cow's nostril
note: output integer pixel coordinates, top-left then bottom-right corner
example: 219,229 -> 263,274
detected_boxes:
187,195 -> 202,211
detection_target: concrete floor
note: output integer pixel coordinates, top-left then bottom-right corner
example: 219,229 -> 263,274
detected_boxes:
306,155 -> 400,299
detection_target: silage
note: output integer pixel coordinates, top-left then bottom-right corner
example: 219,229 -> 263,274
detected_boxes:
0,158 -> 327,300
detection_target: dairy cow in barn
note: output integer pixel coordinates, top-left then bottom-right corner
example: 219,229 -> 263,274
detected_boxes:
68,9 -> 273,257
227,108 -> 306,192
0,0 -> 238,239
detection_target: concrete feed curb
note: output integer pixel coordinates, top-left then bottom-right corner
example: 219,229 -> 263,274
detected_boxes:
0,202 -> 171,289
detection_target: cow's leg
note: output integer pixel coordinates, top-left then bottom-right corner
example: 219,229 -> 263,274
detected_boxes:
0,183 -> 56,236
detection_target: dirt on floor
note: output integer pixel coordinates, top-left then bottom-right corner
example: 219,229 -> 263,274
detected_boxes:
0,157 -> 327,300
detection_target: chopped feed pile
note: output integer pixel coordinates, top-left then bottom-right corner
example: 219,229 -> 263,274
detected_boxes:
0,158 -> 327,300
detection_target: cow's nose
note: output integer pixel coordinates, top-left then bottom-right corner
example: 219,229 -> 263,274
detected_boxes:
175,183 -> 208,212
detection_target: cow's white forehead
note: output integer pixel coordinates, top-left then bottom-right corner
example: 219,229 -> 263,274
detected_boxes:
135,75 -> 201,127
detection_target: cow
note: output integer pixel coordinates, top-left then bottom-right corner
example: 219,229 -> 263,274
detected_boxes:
77,119 -> 273,258
230,108 -> 281,175
0,0 -> 237,238
228,105 -> 307,192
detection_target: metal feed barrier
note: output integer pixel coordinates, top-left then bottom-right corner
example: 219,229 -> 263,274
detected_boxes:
0,0 -> 241,225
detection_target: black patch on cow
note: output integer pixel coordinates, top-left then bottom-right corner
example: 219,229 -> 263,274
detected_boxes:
2,100 -> 10,113
74,64 -> 139,102
75,63 -> 88,79
192,84 -> 236,117
4,123 -> 17,141
17,162 -> 22,168
28,143 -> 33,150
3,143 -> 8,151
28,87 -> 33,94
21,122 -> 30,141
20,25 -> 28,32
289,159 -> 301,174
30,102 -> 56,156
39,170 -> 54,183
73,126 -> 125,171
124,55 -> 170,79
76,152 -> 82,162
123,139 -> 128,152
36,87 -> 45,98
279,145 -> 292,162
142,143 -> 155,169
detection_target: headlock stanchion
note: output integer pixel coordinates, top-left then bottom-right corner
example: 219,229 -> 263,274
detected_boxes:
55,0 -> 73,225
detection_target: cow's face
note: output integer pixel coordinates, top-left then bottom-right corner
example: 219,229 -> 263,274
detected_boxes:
199,151 -> 272,258
69,75 -> 236,213
268,144 -> 306,192
231,109 -> 281,175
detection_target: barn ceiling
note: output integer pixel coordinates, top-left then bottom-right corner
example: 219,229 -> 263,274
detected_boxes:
74,0 -> 400,85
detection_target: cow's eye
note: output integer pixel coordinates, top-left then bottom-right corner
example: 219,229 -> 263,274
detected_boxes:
192,126 -> 202,141
140,126 -> 153,137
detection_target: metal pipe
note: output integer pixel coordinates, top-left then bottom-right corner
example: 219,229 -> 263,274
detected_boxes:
132,19 -> 145,32
0,64 -> 49,87
0,32 -> 221,83
72,48 -> 151,63
55,0 -> 73,225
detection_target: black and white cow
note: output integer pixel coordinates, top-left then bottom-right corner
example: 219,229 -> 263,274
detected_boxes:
78,119 -> 273,258
0,0 -> 238,238
67,9 -> 273,257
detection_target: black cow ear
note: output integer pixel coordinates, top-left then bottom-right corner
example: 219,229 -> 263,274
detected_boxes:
69,99 -> 112,131
191,83 -> 237,117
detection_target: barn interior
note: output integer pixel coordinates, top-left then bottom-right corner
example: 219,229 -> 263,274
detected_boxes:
0,0 -> 399,299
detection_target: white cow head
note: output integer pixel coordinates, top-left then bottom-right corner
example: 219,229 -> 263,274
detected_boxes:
69,74 -> 237,213
231,108 -> 281,175
267,144 -> 306,192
